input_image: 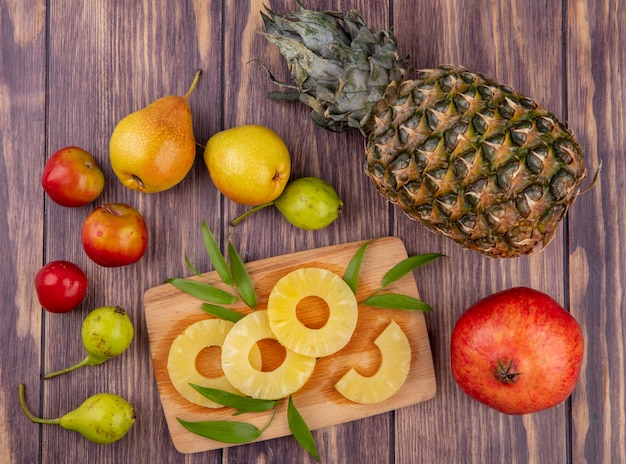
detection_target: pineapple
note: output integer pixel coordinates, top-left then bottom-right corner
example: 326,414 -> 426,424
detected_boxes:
267,267 -> 358,358
335,320 -> 411,404
167,318 -> 261,408
261,5 -> 587,258
221,310 -> 316,400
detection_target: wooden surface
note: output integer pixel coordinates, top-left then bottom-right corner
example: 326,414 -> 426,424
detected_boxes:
1,1 -> 623,463
144,237 -> 435,453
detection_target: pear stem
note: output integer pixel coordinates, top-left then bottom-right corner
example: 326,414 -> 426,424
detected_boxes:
44,356 -> 91,380
230,202 -> 275,226
19,384 -> 61,425
184,69 -> 203,100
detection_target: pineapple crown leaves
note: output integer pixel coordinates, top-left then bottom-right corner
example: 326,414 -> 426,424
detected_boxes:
261,3 -> 406,133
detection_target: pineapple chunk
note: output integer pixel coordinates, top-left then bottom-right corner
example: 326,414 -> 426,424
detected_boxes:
267,267 -> 358,357
167,318 -> 261,408
222,310 -> 316,400
335,320 -> 411,404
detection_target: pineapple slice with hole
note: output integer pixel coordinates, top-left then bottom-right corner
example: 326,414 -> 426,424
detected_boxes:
222,310 -> 316,400
167,318 -> 261,408
335,320 -> 411,404
267,267 -> 358,357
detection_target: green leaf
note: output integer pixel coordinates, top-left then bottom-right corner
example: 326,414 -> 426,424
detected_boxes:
343,240 -> 373,295
202,221 -> 234,286
167,278 -> 238,304
228,242 -> 257,309
362,293 -> 434,311
177,417 -> 261,444
381,253 -> 444,288
189,385 -> 277,413
201,303 -> 244,322
287,396 -> 320,461
184,252 -> 201,277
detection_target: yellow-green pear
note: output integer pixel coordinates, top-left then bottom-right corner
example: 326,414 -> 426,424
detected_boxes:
19,384 -> 135,445
110,69 -> 202,193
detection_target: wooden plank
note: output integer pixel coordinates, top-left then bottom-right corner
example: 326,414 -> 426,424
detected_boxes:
220,1 -> 395,462
0,2 -> 47,464
145,237 -> 435,454
566,0 -> 626,462
393,1 -> 572,463
41,1 -> 222,463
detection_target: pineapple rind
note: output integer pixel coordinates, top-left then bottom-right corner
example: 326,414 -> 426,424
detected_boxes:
335,320 -> 411,404
267,267 -> 358,357
366,67 -> 586,257
222,310 -> 316,400
167,319 -> 261,408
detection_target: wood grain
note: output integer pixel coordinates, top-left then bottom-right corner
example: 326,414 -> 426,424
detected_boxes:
1,1 -> 46,463
566,1 -> 626,463
1,0 -> 624,463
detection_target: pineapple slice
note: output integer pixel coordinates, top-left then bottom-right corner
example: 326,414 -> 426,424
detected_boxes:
222,310 -> 316,400
167,318 -> 261,408
335,320 -> 411,404
267,267 -> 358,358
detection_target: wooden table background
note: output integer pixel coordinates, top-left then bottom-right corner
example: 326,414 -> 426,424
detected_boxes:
1,1 -> 624,463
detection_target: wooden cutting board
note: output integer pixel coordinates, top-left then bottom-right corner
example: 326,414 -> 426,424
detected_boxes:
144,237 -> 436,454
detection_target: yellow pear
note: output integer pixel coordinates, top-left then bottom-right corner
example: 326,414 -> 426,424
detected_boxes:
204,125 -> 291,206
110,70 -> 202,193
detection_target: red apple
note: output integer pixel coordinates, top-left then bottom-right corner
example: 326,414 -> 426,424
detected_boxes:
81,203 -> 148,267
42,146 -> 105,207
450,287 -> 583,415
35,260 -> 88,313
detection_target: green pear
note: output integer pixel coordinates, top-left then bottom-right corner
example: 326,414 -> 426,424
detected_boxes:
44,306 -> 134,379
19,384 -> 135,444
231,177 -> 343,230
274,177 -> 343,229
109,69 -> 202,193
